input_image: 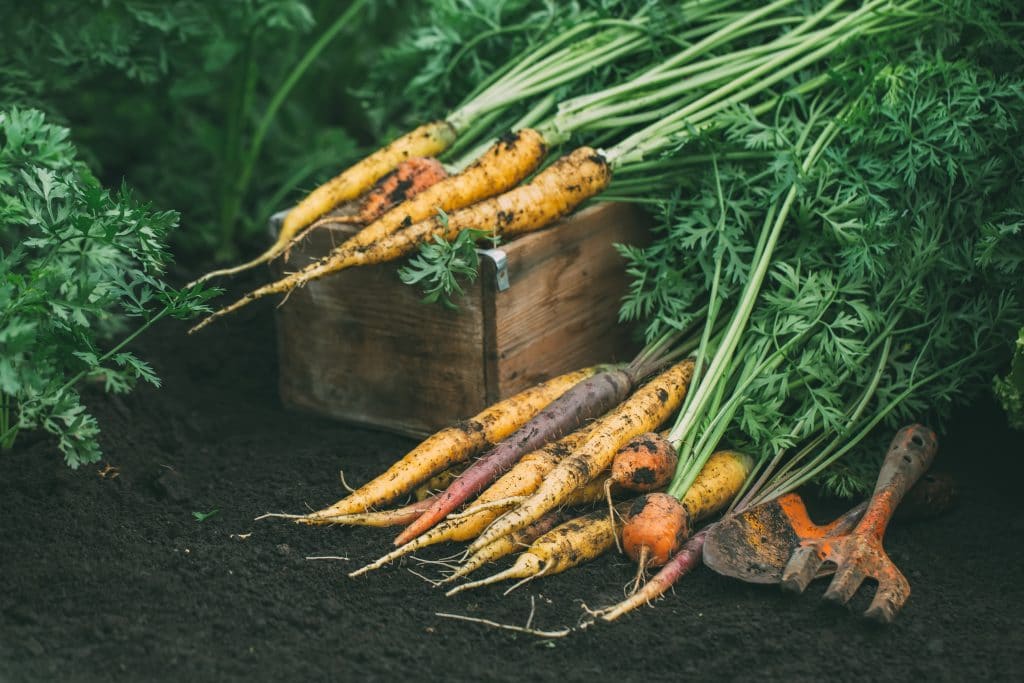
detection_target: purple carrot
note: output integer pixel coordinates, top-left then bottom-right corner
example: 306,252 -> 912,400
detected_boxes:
596,530 -> 707,622
393,366 -> 640,546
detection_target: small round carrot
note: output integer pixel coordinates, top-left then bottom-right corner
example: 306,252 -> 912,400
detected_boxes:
621,493 -> 690,567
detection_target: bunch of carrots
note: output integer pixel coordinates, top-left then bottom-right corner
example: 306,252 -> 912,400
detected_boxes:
261,340 -> 758,619
196,0 -> 1022,625
188,0 -> 906,333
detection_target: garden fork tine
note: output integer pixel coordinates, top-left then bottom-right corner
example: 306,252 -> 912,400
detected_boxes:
781,424 -> 937,623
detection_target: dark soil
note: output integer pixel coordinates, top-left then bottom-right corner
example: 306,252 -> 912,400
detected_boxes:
2,295 -> 1023,682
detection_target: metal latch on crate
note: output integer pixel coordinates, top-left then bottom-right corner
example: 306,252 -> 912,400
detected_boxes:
479,248 -> 510,292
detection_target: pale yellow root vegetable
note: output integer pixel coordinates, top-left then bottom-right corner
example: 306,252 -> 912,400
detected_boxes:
441,510 -> 570,584
295,366 -> 597,522
468,359 -> 696,553
189,146 -> 610,333
446,505 -> 628,596
348,424 -> 599,577
190,121 -> 456,286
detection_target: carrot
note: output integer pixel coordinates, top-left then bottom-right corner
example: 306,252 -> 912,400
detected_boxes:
604,432 -> 678,539
678,449 -> 753,522
609,433 -> 679,494
298,497 -> 435,528
288,156 -> 451,254
467,359 -> 695,554
350,157 -> 449,226
593,530 -> 708,622
188,146 -> 610,333
621,493 -> 690,567
414,463 -> 468,502
393,364 -> 636,546
349,424 -> 598,577
446,505 -> 627,596
329,129 -> 547,254
620,450 -> 752,586
441,510 -> 571,585
298,366 -> 597,521
190,121 -> 456,285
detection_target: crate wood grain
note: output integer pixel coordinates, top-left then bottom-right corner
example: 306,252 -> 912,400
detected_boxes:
272,202 -> 647,438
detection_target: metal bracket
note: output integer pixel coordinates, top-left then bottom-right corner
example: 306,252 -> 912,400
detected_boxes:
479,247 -> 510,292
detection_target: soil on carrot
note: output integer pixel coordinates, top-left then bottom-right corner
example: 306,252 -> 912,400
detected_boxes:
2,290 -> 1022,682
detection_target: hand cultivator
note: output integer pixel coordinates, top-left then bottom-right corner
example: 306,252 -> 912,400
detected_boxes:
780,425 -> 937,623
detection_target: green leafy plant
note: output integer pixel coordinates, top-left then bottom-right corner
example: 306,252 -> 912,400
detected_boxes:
0,0 -> 414,261
995,327 -> 1024,430
0,108 -> 211,466
192,509 -> 220,522
398,210 -> 497,310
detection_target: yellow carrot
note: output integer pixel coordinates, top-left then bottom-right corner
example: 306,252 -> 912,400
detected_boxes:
468,359 -> 695,553
446,506 -> 626,596
189,146 -> 610,333
349,423 -> 599,578
191,121 -> 456,285
299,366 -> 597,521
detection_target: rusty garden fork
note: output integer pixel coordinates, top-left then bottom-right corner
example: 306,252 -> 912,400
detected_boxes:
780,424 -> 938,623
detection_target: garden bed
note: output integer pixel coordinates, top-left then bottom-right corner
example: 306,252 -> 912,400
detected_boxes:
1,286 -> 1022,682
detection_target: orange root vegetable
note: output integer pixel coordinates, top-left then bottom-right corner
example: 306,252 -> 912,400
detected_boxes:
610,433 -> 679,493
188,146 -> 610,333
349,425 -> 598,577
441,510 -> 571,585
351,157 -> 449,226
446,506 -> 625,596
294,157 -> 450,248
621,493 -> 690,568
468,359 -> 695,554
595,530 -> 707,622
191,121 -> 456,285
620,450 -> 754,580
298,366 -> 597,521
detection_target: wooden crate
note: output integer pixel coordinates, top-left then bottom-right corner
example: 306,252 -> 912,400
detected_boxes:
272,202 -> 648,438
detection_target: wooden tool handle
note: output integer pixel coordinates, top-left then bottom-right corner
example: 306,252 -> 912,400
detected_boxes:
854,424 -> 938,541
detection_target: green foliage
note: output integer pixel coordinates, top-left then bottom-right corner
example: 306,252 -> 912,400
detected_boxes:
0,0 -> 414,261
0,108 -> 211,467
192,509 -> 220,522
620,5 -> 1024,495
995,328 -> 1024,430
397,211 -> 496,310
